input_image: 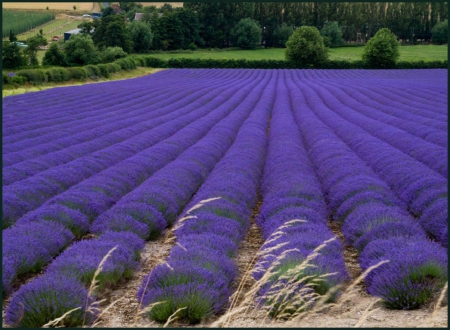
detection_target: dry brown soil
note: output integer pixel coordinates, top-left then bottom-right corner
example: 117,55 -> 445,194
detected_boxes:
92,204 -> 448,328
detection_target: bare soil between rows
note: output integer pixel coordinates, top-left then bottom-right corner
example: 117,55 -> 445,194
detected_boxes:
92,208 -> 448,328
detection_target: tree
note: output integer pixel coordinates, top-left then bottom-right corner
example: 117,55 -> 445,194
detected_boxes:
362,28 -> 399,68
431,20 -> 448,44
78,21 -> 95,36
151,8 -> 202,51
272,23 -> 294,48
93,15 -> 133,53
25,34 -> 47,66
128,20 -> 153,53
73,5 -> 76,11
285,26 -> 328,67
320,21 -> 345,47
42,43 -> 66,66
2,42 -> 27,69
63,34 -> 100,66
9,30 -> 17,43
230,18 -> 262,49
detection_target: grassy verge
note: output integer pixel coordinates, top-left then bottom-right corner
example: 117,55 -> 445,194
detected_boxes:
2,67 -> 164,98
145,45 -> 448,62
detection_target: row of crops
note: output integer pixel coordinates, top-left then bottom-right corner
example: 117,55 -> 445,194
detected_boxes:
2,10 -> 56,38
2,69 -> 448,326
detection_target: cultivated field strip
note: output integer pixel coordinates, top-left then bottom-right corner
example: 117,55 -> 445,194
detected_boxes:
252,71 -> 348,316
323,79 -> 447,131
3,71 -> 252,177
287,70 -> 447,309
3,69 -> 266,297
305,80 -> 448,177
3,71 -> 258,226
291,71 -> 447,247
2,69 -> 447,327
2,69 -> 237,132
2,70 -> 243,145
137,70 -> 276,322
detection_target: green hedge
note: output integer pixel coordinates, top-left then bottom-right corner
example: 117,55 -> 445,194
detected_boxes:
10,57 -> 137,84
136,56 -> 448,69
15,69 -> 47,84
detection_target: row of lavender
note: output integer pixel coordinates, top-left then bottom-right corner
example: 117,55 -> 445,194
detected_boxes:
3,69 -> 447,326
286,71 -> 447,309
137,70 -> 275,322
252,72 -> 349,315
3,69 -> 259,291
4,70 -> 272,326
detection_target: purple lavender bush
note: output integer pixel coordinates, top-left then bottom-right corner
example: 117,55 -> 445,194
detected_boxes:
5,274 -> 96,327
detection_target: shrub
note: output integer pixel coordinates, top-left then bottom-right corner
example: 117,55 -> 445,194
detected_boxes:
66,67 -> 88,80
99,46 -> 127,64
85,64 -> 100,77
285,26 -> 329,67
114,58 -> 136,70
3,72 -> 11,84
14,69 -> 47,84
11,75 -> 27,85
106,62 -> 121,73
96,63 -> 110,78
45,67 -> 70,82
230,18 -> 262,49
362,28 -> 400,68
431,20 -> 448,44
188,42 -> 198,51
5,274 -> 96,327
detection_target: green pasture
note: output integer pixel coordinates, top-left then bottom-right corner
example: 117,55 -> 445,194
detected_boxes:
146,45 -> 448,62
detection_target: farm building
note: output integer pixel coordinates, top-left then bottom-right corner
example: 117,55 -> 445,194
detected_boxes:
134,13 -> 143,20
92,12 -> 101,19
64,28 -> 81,42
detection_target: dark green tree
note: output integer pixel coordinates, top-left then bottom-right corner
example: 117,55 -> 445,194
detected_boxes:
431,20 -> 448,44
42,43 -> 66,66
151,8 -> 202,50
63,34 -> 100,66
230,18 -> 262,49
101,6 -> 115,18
272,23 -> 294,48
320,21 -> 345,47
78,21 -> 95,36
285,26 -> 328,67
9,30 -> 17,42
25,34 -> 47,66
2,42 -> 27,68
93,15 -> 133,53
128,20 -> 153,53
362,28 -> 400,68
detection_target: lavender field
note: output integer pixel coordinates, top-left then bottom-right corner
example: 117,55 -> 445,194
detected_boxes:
2,69 -> 448,327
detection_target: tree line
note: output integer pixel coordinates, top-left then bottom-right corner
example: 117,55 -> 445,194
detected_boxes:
2,2 -> 448,69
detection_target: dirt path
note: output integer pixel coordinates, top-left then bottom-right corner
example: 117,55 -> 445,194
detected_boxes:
93,232 -> 173,328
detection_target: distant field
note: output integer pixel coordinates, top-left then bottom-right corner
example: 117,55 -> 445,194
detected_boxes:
18,19 -> 83,42
139,2 -> 183,8
2,10 -> 55,38
2,2 -> 96,11
147,45 -> 448,62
